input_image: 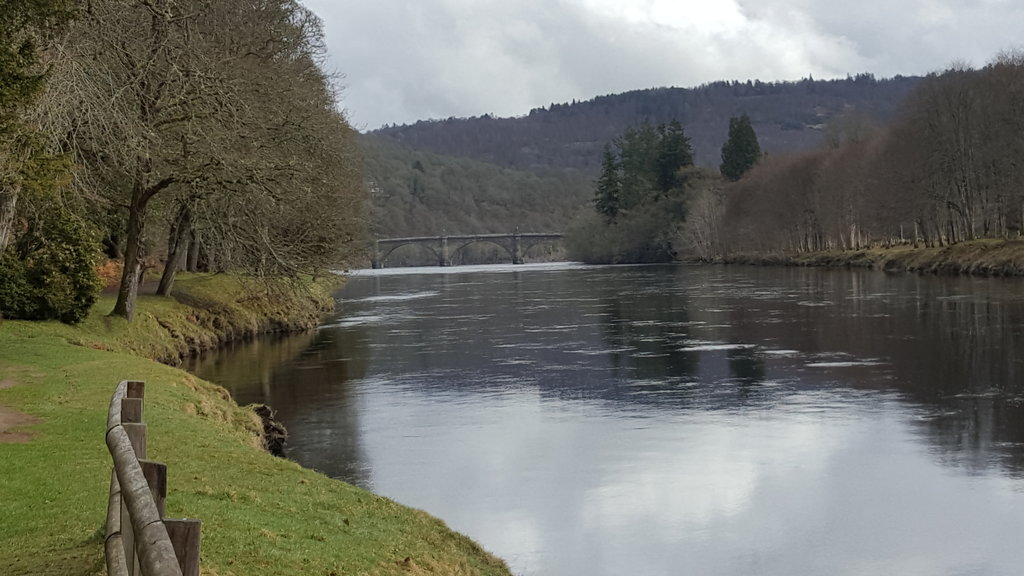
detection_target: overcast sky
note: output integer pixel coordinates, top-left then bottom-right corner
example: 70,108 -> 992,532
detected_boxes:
300,0 -> 1024,131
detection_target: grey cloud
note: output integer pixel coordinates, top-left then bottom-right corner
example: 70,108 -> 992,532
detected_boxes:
306,0 -> 1024,129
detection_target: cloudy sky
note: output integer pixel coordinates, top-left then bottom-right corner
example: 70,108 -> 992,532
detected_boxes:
301,0 -> 1024,130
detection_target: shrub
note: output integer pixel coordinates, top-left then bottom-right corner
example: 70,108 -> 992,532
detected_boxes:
566,200 -> 681,264
0,212 -> 103,323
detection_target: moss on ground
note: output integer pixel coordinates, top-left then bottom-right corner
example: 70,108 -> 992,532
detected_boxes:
0,274 -> 511,576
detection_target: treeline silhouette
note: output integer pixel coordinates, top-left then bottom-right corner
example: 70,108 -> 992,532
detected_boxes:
372,75 -> 922,172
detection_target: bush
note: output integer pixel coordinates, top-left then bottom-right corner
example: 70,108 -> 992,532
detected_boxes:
0,212 -> 103,324
565,200 -> 682,264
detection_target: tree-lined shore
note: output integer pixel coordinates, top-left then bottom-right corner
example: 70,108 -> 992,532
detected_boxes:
718,53 -> 1024,256
563,52 -> 1024,268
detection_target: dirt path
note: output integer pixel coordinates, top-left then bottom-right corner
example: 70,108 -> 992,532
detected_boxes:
101,280 -> 161,296
0,380 -> 39,443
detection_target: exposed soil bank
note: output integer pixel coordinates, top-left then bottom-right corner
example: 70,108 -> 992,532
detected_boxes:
709,239 -> 1024,277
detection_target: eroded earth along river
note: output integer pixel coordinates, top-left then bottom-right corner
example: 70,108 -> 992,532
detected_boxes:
186,263 -> 1024,576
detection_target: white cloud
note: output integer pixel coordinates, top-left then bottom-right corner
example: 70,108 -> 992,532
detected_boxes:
302,0 -> 1024,129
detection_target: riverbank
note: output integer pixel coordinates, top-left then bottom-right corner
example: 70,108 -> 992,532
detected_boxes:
713,238 -> 1024,276
88,273 -> 341,364
0,274 -> 511,575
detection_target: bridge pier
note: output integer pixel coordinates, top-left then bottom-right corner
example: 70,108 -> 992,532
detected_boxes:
439,236 -> 450,267
371,240 -> 381,269
512,233 -> 524,265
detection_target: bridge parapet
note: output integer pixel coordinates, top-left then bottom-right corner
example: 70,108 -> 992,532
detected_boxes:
371,232 -> 564,268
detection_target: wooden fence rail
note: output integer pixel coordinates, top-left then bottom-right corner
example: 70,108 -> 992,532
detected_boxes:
105,380 -> 201,576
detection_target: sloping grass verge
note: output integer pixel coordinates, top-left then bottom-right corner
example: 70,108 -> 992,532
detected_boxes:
715,239 -> 1024,276
16,273 -> 341,365
0,274 -> 511,576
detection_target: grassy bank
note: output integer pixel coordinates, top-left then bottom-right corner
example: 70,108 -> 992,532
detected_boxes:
0,275 -> 511,576
83,273 -> 342,364
717,238 -> 1024,276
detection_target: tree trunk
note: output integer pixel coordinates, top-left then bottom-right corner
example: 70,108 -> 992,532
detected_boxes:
111,186 -> 149,321
186,229 -> 200,272
157,205 -> 192,296
0,185 -> 18,254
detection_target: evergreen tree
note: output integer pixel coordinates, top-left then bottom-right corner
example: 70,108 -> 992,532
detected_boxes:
655,120 -> 694,193
720,113 -> 762,181
593,144 -> 621,222
576,120 -> 699,264
616,122 -> 659,209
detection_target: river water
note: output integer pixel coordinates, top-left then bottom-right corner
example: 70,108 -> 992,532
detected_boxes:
186,263 -> 1024,576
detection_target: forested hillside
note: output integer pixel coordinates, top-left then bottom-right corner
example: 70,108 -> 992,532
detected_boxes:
363,135 -> 591,239
372,75 -> 922,172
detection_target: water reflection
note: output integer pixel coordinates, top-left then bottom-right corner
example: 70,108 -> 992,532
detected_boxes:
185,323 -> 372,486
188,264 -> 1024,576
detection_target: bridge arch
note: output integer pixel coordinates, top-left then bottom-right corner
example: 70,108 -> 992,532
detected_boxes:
518,237 -> 562,261
449,239 -> 515,265
378,241 -> 442,266
372,232 -> 564,269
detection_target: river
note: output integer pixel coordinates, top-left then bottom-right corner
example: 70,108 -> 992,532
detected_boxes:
185,263 -> 1024,576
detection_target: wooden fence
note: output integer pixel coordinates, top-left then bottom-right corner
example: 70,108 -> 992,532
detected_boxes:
105,380 -> 201,576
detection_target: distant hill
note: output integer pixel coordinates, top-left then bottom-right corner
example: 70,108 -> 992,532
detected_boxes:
362,134 -> 591,241
371,74 -> 923,171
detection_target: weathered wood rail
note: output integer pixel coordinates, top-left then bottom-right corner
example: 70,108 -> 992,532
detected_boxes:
105,380 -> 201,576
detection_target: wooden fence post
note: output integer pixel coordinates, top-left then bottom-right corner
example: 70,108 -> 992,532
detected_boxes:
164,519 -> 202,576
126,380 -> 145,399
140,460 -> 167,518
121,397 -> 144,424
122,422 -> 147,460
106,380 -> 200,576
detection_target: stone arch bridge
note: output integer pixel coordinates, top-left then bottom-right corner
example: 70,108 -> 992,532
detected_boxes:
371,232 -> 564,268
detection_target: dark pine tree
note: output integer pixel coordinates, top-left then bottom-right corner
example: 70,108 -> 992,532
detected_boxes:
593,143 -> 621,222
720,113 -> 762,181
655,119 -> 694,193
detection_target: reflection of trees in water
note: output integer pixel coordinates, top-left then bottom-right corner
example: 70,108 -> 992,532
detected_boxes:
592,270 -> 775,411
598,288 -> 699,381
716,267 -> 1024,477
264,326 -> 371,487
887,281 -> 1024,478
591,266 -> 1024,476
185,325 -> 372,487
727,348 -> 765,385
184,332 -> 318,405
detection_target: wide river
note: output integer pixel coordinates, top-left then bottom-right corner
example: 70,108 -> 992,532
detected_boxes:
187,263 -> 1024,576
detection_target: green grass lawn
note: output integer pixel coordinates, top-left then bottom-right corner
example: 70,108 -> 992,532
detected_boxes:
0,275 -> 511,576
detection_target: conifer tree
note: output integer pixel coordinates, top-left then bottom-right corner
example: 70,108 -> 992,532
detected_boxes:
594,144 -> 621,222
655,120 -> 693,193
720,114 -> 762,181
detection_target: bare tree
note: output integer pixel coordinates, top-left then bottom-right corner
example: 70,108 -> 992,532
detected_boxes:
40,0 -> 365,317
